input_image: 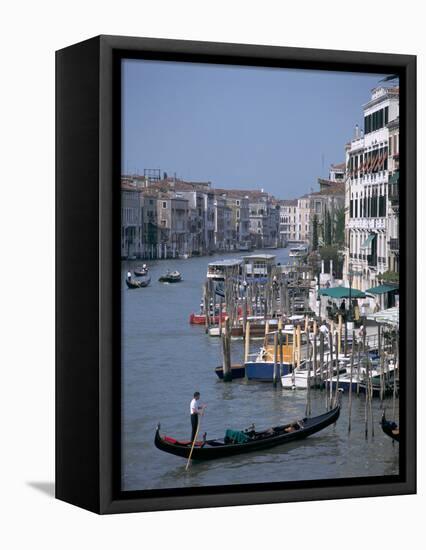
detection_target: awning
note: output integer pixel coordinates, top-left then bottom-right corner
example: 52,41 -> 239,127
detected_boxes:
388,171 -> 399,185
367,306 -> 399,327
360,233 -> 376,250
366,284 -> 399,295
319,286 -> 366,299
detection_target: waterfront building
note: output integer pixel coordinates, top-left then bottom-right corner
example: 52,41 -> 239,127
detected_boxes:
249,193 -> 279,248
141,194 -> 159,259
225,195 -> 250,248
387,117 -> 399,275
121,184 -> 143,259
279,197 -> 310,245
279,199 -> 298,244
157,193 -> 189,258
297,196 -> 311,244
179,189 -> 205,255
343,86 -> 399,292
213,195 -> 227,251
203,191 -> 216,254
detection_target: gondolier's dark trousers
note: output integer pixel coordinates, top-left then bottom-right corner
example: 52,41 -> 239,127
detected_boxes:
191,414 -> 199,442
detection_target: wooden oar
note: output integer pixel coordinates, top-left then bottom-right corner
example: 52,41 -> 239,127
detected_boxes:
185,409 -> 205,471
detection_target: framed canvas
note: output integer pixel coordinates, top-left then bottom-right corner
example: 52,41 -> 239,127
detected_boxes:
56,35 -> 416,514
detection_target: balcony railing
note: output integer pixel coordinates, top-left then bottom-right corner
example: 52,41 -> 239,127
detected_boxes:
367,254 -> 377,267
389,238 -> 399,252
388,183 -> 399,205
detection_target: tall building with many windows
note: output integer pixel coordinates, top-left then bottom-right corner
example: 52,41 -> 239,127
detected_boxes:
343,86 -> 399,291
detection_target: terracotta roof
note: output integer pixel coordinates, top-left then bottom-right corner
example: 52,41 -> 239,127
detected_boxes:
310,185 -> 345,197
331,162 -> 345,170
279,199 -> 298,206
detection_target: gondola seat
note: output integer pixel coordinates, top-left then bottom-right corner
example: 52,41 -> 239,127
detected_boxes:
224,429 -> 250,444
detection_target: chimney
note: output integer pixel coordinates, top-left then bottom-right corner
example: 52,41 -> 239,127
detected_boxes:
355,124 -> 360,139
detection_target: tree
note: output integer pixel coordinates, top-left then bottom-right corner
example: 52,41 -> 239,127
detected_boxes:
319,245 -> 343,278
312,214 -> 319,251
334,206 -> 345,245
324,209 -> 332,246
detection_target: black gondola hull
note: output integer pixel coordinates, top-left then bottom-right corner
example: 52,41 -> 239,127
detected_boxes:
126,277 -> 151,288
154,406 -> 340,460
381,412 -> 399,442
158,275 -> 182,283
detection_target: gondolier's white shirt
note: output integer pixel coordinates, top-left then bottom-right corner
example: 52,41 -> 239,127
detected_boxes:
190,398 -> 200,415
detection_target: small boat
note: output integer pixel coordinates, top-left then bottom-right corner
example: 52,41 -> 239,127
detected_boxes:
154,404 -> 340,460
125,276 -> 151,289
214,364 -> 246,379
189,312 -> 226,325
245,329 -> 306,381
281,364 -> 314,390
381,411 -> 399,442
158,270 -> 182,283
289,245 -> 308,258
134,266 -> 149,277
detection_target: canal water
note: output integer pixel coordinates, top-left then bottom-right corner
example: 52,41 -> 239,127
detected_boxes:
121,249 -> 399,491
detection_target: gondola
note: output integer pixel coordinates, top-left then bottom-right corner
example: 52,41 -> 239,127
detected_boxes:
158,270 -> 182,283
381,411 -> 399,442
154,404 -> 340,460
125,276 -> 151,289
134,266 -> 149,277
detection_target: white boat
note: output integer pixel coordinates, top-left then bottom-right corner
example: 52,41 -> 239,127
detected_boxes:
288,245 -> 308,258
281,363 -> 312,389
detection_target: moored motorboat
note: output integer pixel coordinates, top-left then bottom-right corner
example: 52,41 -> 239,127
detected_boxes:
159,270 -> 182,283
381,411 -> 399,442
125,276 -> 151,289
245,328 -> 305,381
288,245 -> 308,258
281,365 -> 315,389
189,311 -> 227,325
154,404 -> 340,460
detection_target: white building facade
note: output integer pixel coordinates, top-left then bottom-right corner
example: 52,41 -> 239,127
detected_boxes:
344,86 -> 399,291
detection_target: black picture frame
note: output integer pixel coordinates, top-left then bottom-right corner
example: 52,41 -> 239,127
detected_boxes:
56,35 -> 416,514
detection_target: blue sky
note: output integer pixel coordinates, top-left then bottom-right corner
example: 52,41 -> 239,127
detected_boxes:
122,59 -> 391,199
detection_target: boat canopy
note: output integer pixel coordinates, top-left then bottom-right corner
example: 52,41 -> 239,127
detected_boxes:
207,259 -> 243,279
208,259 -> 243,267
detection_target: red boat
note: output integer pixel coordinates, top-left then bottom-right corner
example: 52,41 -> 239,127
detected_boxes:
189,312 -> 227,325
189,306 -> 244,325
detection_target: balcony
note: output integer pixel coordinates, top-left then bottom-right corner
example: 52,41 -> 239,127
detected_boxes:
388,171 -> 399,207
367,254 -> 377,267
389,238 -> 399,253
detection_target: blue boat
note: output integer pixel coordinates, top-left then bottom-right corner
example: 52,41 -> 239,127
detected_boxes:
245,327 -> 306,382
245,361 -> 292,381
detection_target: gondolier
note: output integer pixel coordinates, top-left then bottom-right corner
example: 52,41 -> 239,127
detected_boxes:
190,392 -> 206,442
